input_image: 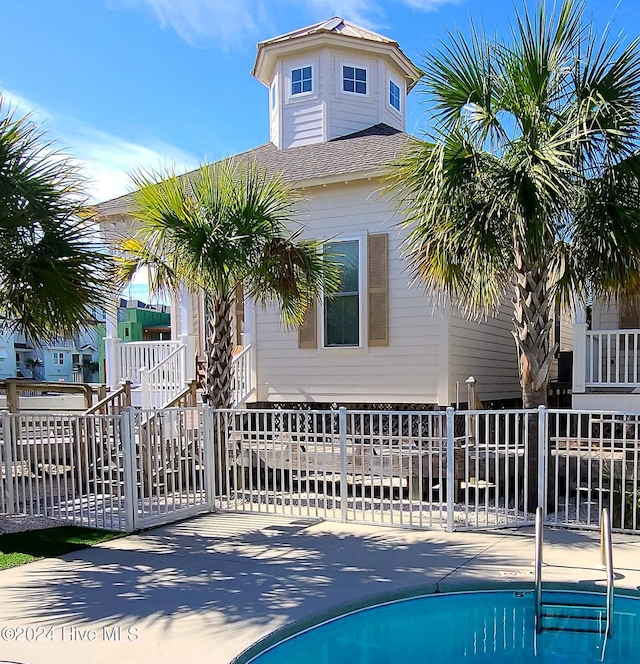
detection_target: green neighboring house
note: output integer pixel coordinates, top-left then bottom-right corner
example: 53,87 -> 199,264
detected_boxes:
98,299 -> 171,382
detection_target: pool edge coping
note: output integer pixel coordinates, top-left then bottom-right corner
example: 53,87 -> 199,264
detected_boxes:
230,580 -> 640,664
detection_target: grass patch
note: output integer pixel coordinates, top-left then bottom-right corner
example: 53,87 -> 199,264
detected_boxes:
0,527 -> 122,570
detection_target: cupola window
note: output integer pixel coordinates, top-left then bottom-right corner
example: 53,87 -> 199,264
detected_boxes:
389,80 -> 401,111
291,66 -> 312,95
343,66 -> 367,94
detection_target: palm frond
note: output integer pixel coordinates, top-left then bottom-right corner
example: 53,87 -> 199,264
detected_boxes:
0,96 -> 114,341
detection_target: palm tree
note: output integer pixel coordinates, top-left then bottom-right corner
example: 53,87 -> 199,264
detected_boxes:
121,158 -> 336,409
391,0 -> 640,508
0,97 -> 112,340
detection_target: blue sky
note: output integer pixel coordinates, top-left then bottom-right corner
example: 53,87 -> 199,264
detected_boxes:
3,0 -> 638,204
2,1 -> 637,301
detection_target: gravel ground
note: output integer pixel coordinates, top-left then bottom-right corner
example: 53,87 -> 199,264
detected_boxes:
0,514 -> 65,536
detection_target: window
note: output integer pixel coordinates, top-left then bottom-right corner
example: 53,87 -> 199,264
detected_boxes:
271,81 -> 277,109
343,66 -> 367,94
291,66 -> 312,95
53,352 -> 64,365
389,80 -> 401,111
324,240 -> 360,347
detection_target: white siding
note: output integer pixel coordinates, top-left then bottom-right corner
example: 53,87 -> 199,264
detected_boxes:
327,50 -> 380,140
254,180 -> 444,404
282,102 -> 324,148
269,68 -> 281,148
448,301 -> 521,404
592,300 -> 620,329
381,63 -> 406,133
560,309 -> 574,351
281,52 -> 325,149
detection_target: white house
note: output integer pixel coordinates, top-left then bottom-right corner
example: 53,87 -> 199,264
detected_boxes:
572,298 -> 640,411
96,18 -> 524,409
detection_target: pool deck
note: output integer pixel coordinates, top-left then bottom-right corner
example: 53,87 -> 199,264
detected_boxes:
0,513 -> 639,663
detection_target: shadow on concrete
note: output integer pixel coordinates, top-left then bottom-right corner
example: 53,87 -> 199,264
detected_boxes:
1,511 -> 637,664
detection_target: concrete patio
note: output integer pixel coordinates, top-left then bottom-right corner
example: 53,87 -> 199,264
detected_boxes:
0,513 -> 639,664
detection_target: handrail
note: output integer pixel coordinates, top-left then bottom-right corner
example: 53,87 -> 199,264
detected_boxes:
147,344 -> 185,374
232,344 -> 252,362
534,506 -> 543,633
601,507 -> 614,637
117,340 -> 182,349
84,381 -> 131,415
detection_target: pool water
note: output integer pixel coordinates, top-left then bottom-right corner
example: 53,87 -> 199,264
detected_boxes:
246,591 -> 639,663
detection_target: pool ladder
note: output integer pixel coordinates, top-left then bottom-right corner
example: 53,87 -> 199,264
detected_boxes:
534,506 -> 614,638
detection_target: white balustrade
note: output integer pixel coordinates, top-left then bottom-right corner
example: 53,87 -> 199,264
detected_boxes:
140,344 -> 187,410
585,329 -> 640,387
118,341 -> 183,386
231,345 -> 255,406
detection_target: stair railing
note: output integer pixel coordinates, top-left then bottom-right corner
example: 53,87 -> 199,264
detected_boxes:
534,506 -> 543,632
601,507 -> 614,637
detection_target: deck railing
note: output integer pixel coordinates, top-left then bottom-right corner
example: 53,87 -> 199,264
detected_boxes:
140,344 -> 187,410
585,329 -> 640,387
118,341 -> 184,386
230,345 -> 255,407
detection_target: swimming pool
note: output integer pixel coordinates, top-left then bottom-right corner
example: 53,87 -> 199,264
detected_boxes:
245,590 -> 639,663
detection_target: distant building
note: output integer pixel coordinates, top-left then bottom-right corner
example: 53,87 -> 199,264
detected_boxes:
0,313 -> 103,383
97,299 -> 171,382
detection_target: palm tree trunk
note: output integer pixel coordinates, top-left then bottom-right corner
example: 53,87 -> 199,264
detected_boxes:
204,292 -> 234,496
512,252 -> 557,513
204,292 -> 233,409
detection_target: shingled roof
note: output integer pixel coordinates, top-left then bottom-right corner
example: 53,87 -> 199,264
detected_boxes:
95,123 -> 413,217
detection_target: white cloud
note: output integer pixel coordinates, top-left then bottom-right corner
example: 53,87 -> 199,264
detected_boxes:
1,88 -> 198,203
112,0 -> 458,48
402,0 -> 461,9
113,0 -> 269,49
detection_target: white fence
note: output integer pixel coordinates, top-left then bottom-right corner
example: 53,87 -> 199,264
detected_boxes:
0,409 -> 210,532
2,406 -> 640,535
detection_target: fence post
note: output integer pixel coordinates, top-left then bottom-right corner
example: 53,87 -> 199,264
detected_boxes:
339,407 -> 348,523
121,407 -> 138,533
140,368 -> 150,411
104,337 -> 121,389
446,407 -> 455,533
203,406 -> 216,510
2,412 -> 14,515
537,405 -> 547,514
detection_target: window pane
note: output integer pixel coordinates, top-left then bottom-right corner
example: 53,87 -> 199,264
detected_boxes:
355,68 -> 366,81
302,79 -> 312,93
303,66 -> 312,79
390,81 -> 400,110
326,241 -> 359,293
292,69 -> 301,82
292,81 -> 302,95
325,296 -> 359,346
324,240 -> 359,347
355,81 -> 366,94
343,66 -> 354,79
343,79 -> 354,92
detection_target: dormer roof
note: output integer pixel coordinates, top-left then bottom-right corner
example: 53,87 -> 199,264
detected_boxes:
252,16 -> 421,89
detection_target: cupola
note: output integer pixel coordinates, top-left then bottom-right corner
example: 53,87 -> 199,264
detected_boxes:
252,17 -> 421,150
